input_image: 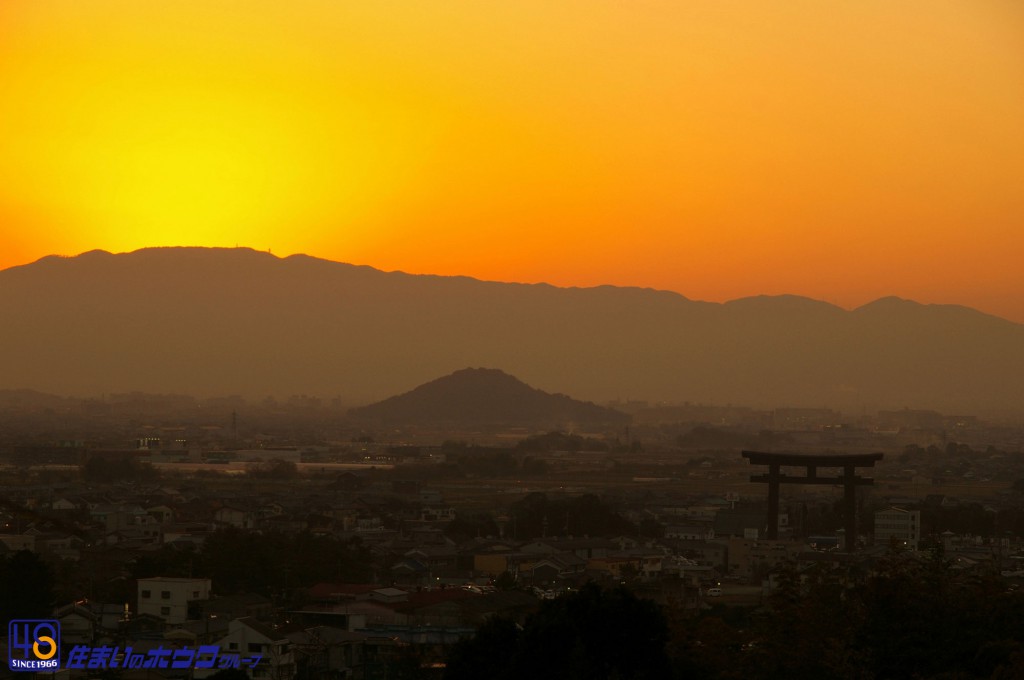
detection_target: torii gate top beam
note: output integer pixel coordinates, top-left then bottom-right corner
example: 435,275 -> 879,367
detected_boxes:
741,451 -> 884,468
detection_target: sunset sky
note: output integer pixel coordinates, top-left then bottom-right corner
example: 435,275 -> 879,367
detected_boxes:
1,1 -> 1022,321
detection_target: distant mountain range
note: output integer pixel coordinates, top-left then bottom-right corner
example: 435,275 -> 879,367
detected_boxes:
1,247 -> 1021,415
349,367 -> 629,427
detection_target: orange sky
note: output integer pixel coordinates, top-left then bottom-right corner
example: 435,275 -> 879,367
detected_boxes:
1,0 -> 1022,321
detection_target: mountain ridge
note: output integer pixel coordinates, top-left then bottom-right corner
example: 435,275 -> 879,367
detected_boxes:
1,247 -> 1021,414
8,247 -> 1019,326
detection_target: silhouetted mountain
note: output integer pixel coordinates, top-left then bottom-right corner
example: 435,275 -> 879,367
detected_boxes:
348,367 -> 629,427
1,247 -> 1022,415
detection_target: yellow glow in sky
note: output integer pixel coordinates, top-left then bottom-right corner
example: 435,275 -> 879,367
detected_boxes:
1,0 -> 1023,321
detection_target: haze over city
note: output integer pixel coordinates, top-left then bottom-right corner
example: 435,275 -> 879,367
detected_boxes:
2,247 -> 1023,418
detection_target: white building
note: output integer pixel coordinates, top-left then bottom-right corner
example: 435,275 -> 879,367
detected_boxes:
874,507 -> 921,550
137,576 -> 211,624
196,617 -> 295,680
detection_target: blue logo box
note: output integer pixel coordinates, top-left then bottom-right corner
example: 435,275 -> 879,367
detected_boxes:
8,620 -> 60,672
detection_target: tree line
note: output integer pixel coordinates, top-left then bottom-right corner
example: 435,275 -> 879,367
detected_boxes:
446,550 -> 1024,680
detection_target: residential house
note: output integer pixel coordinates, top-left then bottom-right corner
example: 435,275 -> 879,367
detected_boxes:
137,577 -> 211,624
214,505 -> 256,530
55,603 -> 99,645
197,617 -> 295,680
587,552 -> 664,582
287,626 -> 371,679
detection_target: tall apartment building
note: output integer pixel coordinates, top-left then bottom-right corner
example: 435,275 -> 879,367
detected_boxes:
874,507 -> 921,550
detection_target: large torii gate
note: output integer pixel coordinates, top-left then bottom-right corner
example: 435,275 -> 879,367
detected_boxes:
741,450 -> 884,550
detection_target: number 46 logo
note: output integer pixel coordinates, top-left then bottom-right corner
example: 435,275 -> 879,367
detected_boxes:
8,620 -> 60,672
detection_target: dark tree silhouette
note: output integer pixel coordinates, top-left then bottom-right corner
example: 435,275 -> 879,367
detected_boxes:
0,550 -> 55,627
445,583 -> 670,680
